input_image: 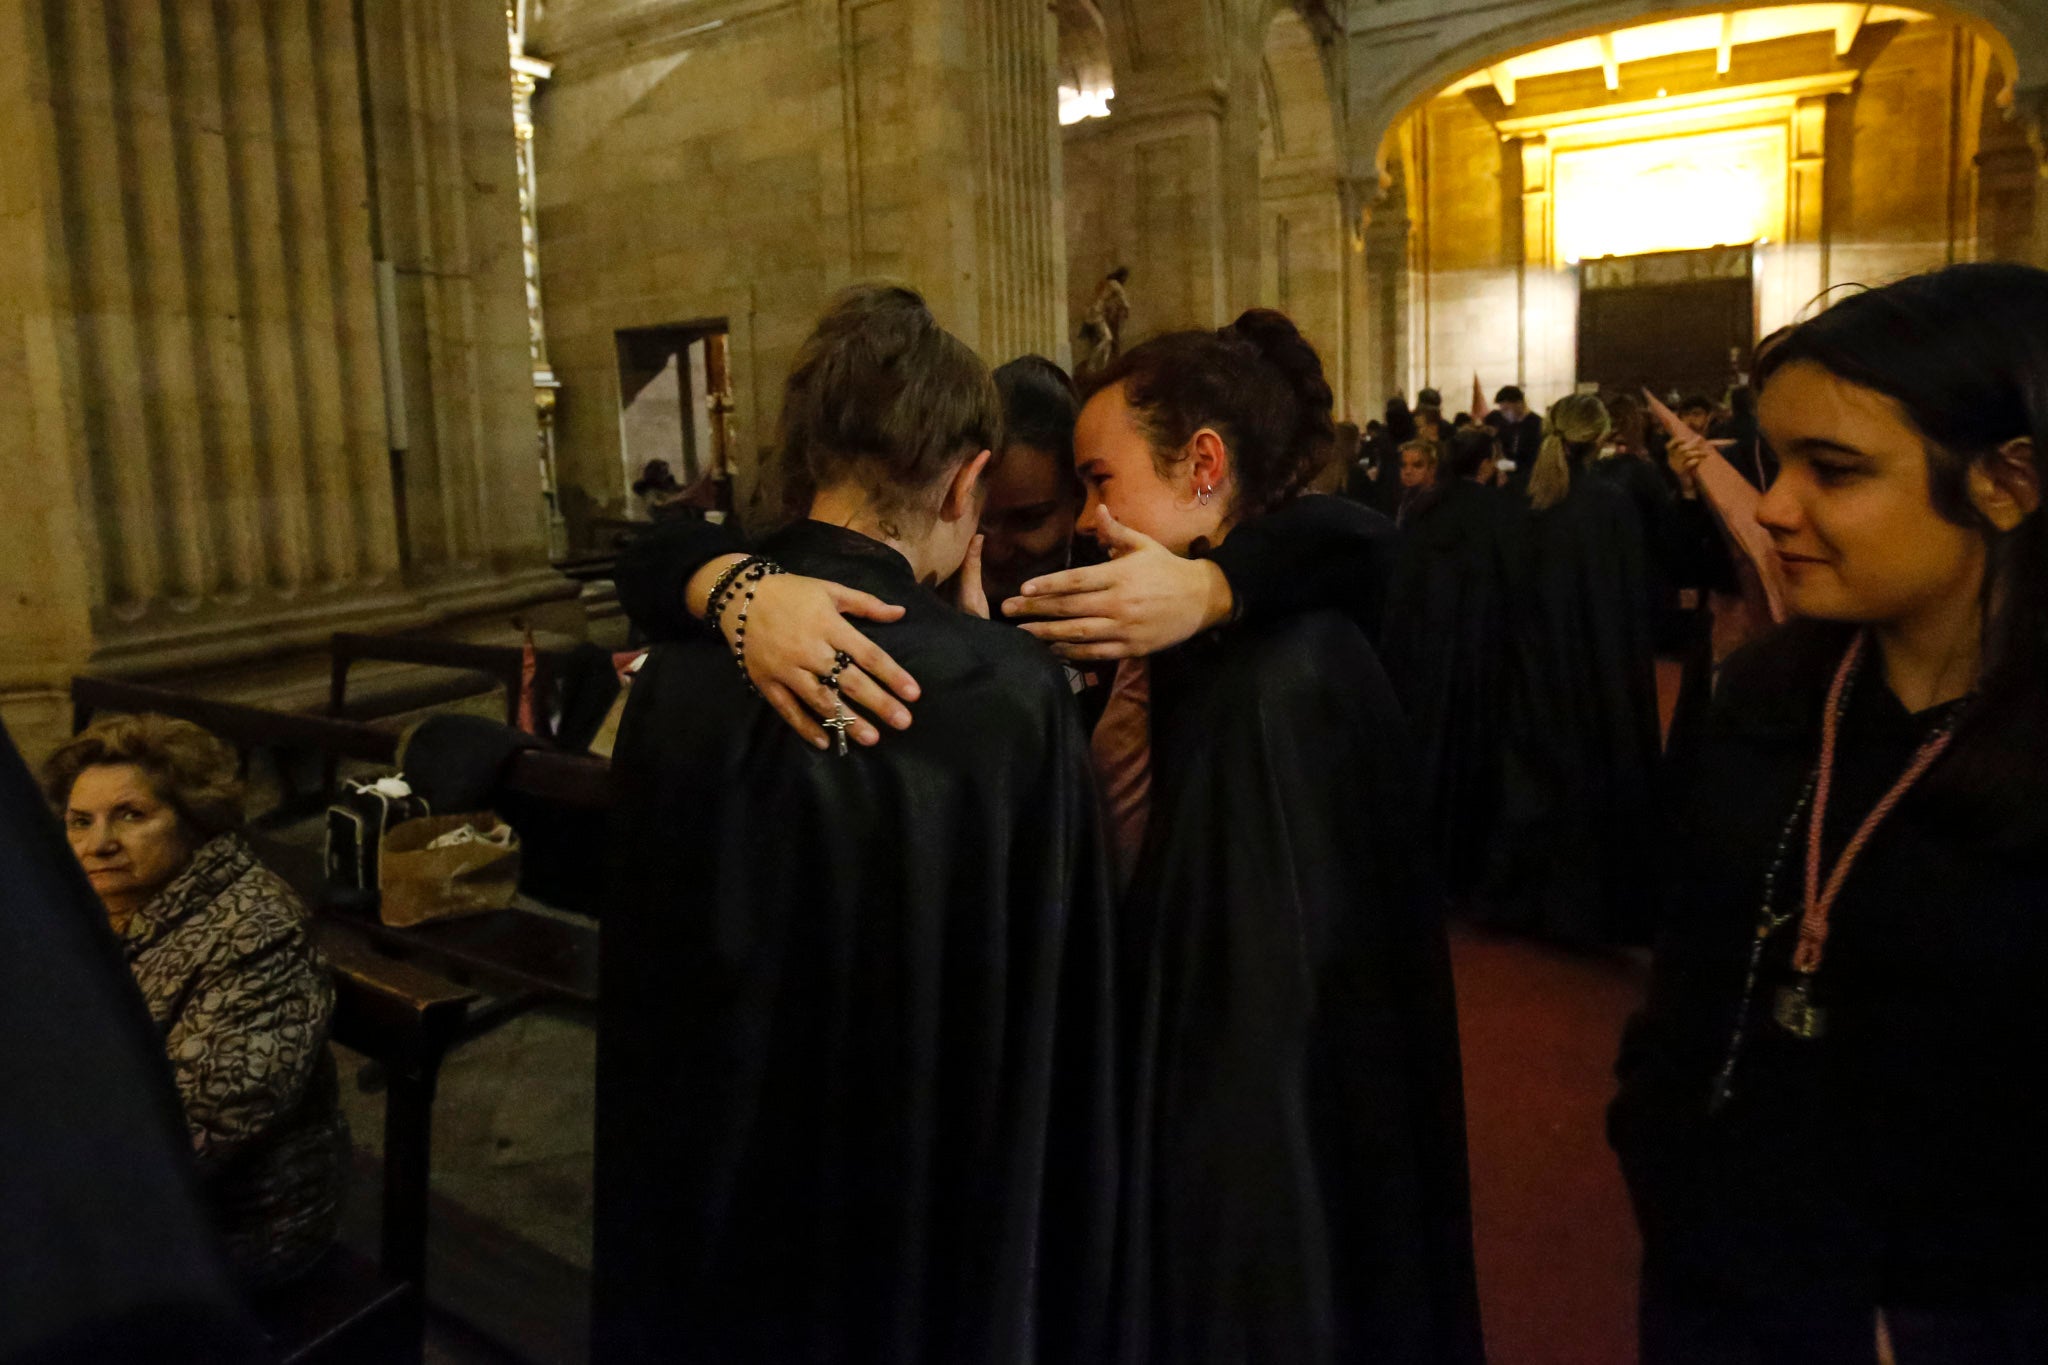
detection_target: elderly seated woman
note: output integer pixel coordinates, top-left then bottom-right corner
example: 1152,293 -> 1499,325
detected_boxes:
43,713 -> 347,1290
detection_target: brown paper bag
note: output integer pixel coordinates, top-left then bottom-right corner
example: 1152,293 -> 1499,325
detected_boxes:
377,813 -> 521,927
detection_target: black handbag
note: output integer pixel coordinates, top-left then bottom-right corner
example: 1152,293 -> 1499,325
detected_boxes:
325,776 -> 431,904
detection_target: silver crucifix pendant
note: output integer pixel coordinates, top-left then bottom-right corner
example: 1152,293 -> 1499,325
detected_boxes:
822,702 -> 853,757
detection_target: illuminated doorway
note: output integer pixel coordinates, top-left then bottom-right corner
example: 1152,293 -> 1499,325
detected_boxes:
614,322 -> 733,508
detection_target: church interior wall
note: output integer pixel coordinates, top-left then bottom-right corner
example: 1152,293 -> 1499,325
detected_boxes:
0,0 -> 564,762
534,0 -> 1065,540
1258,6 -> 1354,419
1414,93 -> 1525,413
533,4 -> 833,539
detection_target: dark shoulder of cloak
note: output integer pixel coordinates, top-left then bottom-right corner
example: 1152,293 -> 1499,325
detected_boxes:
1377,482 -> 1521,891
0,724 -> 259,1365
596,520 -> 1119,1365
1117,610 -> 1485,1365
1206,494 -> 1399,640
1485,473 -> 1662,945
613,515 -> 747,641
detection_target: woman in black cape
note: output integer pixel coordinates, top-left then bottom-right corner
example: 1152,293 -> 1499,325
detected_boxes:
1611,263 -> 2048,1364
1379,425 -> 1523,901
1481,392 -> 1662,945
1075,311 -> 1482,1365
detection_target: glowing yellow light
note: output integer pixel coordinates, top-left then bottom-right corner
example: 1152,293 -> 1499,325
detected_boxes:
1552,123 -> 1786,264
1059,84 -> 1113,125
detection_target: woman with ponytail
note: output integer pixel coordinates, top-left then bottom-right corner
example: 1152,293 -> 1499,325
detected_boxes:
1075,310 -> 1482,1365
1480,392 -> 1662,944
1612,263 -> 2048,1364
600,286 -> 1120,1364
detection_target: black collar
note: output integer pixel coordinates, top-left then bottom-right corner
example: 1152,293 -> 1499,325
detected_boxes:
759,519 -> 926,597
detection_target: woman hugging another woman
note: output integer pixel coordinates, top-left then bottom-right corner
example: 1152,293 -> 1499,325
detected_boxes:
1077,310 -> 1482,1365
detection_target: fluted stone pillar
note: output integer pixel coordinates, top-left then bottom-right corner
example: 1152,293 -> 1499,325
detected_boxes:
969,0 -> 1070,362
841,0 -> 1067,358
0,0 -> 568,757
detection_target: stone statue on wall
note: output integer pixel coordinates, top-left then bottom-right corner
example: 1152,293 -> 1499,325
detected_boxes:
1076,266 -> 1131,379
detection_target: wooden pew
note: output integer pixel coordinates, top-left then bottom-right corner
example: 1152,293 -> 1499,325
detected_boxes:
317,925 -> 477,1289
71,677 -> 605,1007
247,922 -> 476,1365
72,676 -> 614,811
328,631 -> 561,732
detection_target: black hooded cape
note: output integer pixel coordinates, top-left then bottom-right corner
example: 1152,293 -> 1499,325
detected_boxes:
1482,471 -> 1662,945
1589,453 -> 1689,651
596,520 -> 1119,1365
1378,480 -> 1524,898
1114,610 -> 1485,1365
0,723 -> 259,1365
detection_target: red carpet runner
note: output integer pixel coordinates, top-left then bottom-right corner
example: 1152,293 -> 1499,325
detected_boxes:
1450,924 -> 1648,1365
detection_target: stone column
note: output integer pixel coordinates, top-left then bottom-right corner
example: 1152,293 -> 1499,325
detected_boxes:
511,23 -> 566,560
845,0 -> 1067,358
2008,84 -> 2048,268
1516,134 -> 1553,390
359,0 -> 561,612
966,0 -> 1069,361
1066,83 -> 1235,338
1787,93 -> 1832,307
0,0 -> 569,755
1361,182 -> 1413,406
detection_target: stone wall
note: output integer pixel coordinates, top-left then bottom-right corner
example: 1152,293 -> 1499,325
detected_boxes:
1411,93 -> 1523,410
1059,0 -> 1268,347
1258,7 -> 1359,419
0,0 -> 563,758
531,0 -> 1065,538
1831,21 -> 1988,287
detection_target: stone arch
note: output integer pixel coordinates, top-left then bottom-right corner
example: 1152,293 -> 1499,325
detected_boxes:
1259,8 -> 1342,168
1350,0 -> 2044,179
1085,0 -> 1228,90
1256,1 -> 1362,413
1055,0 -> 1117,110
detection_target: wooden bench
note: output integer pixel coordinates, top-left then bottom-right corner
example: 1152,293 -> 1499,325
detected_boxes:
71,676 -> 605,1007
247,923 -> 476,1365
328,631 -> 566,732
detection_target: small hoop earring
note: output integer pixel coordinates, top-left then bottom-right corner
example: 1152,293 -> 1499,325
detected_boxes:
1197,485 -> 1213,507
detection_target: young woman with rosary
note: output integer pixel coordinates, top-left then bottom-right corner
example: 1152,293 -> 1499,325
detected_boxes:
1609,263 -> 2048,1364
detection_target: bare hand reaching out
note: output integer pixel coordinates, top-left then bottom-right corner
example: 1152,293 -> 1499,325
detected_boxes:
1000,505 -> 1234,661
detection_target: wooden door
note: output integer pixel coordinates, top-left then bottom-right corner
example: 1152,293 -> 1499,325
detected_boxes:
1576,246 -> 1754,399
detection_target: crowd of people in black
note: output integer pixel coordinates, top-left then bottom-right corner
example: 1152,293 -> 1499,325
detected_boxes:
599,262 -> 2048,1365
5,261 -> 2047,1365
1352,379 -> 1755,944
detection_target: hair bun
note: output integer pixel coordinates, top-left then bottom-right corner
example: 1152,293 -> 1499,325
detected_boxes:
1225,309 -> 1336,480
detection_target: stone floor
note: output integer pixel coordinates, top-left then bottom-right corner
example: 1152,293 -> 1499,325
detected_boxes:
334,998 -> 598,1364
325,919 -> 1650,1365
335,1004 -> 596,1270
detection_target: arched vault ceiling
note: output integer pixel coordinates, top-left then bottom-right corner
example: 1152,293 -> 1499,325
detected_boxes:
1347,0 -> 2048,177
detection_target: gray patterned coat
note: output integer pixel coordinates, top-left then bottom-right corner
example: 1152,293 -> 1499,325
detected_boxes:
122,832 -> 347,1288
